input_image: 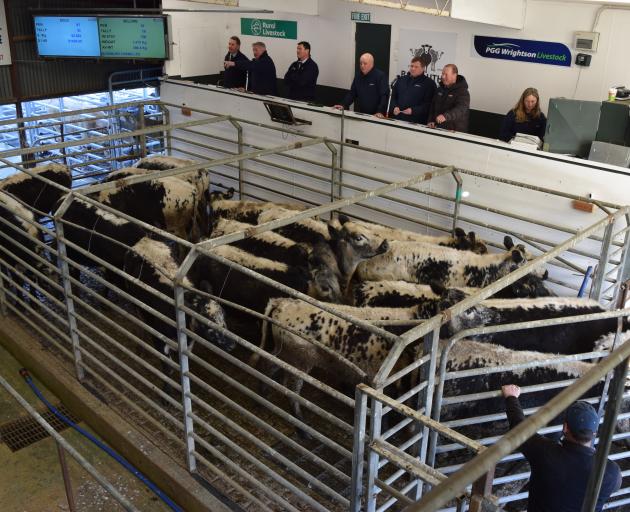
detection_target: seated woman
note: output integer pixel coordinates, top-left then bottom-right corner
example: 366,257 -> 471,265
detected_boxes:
499,87 -> 547,143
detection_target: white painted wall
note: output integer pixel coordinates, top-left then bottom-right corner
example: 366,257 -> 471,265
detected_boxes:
164,0 -> 630,115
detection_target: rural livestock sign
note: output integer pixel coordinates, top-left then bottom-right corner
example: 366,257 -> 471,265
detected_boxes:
474,35 -> 571,67
0,3 -> 11,65
398,29 -> 457,86
241,18 -> 297,40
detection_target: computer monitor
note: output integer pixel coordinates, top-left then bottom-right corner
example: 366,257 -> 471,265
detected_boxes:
263,102 -> 311,126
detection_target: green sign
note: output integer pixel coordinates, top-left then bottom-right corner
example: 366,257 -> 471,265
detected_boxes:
351,12 -> 371,22
241,18 -> 297,40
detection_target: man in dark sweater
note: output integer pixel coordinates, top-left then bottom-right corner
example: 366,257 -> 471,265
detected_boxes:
334,53 -> 389,117
427,63 -> 470,132
390,57 -> 436,124
283,41 -> 319,102
230,41 -> 277,96
221,36 -> 249,89
502,384 -> 621,512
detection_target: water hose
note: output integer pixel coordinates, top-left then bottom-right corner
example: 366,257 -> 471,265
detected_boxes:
19,368 -> 183,512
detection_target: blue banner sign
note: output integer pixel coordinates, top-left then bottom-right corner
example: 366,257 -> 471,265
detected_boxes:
474,35 -> 571,67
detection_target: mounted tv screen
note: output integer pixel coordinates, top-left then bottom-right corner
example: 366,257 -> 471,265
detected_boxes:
34,16 -> 100,57
99,17 -> 167,59
34,15 -> 169,60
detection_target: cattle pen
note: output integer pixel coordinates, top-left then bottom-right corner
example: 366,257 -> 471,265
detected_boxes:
0,97 -> 629,512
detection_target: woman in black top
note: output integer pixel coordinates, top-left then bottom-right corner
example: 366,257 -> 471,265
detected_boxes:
499,87 -> 547,142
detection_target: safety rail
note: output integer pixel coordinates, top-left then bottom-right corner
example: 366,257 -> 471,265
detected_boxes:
0,374 -> 141,512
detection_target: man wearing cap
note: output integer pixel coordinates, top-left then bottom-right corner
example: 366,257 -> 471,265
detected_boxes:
502,384 -> 621,511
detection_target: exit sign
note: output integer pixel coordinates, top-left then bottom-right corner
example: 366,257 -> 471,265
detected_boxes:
351,12 -> 371,22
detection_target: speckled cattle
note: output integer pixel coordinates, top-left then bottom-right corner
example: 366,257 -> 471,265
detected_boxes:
252,298 -> 419,420
188,244 -> 343,312
134,155 -> 211,198
355,239 -> 530,288
0,163 -> 71,217
123,237 -> 234,357
435,286 -> 629,354
439,338 -> 605,427
96,175 -> 209,241
336,215 -> 488,254
211,218 -> 307,265
257,206 -> 330,244
57,197 -> 146,279
212,199 -> 307,224
0,190 -> 50,293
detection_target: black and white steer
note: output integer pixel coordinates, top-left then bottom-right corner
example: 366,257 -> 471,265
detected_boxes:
334,215 -> 488,254
123,237 -> 234,359
434,285 -> 629,354
0,163 -> 71,218
354,237 -> 533,288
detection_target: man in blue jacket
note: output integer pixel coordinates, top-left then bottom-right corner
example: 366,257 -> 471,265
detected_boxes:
229,41 -> 277,96
221,36 -> 249,89
284,41 -> 319,101
390,57 -> 436,124
334,53 -> 389,117
502,384 -> 621,512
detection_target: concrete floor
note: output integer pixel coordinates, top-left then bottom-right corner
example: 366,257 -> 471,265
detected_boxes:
0,344 -> 170,512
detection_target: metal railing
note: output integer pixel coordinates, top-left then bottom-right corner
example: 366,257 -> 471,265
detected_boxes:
0,98 -> 628,511
0,374 -> 140,512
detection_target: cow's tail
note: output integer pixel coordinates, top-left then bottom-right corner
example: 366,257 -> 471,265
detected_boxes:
248,299 -> 276,370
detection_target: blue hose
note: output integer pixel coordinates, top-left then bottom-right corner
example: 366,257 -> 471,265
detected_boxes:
578,265 -> 594,298
19,368 -> 183,512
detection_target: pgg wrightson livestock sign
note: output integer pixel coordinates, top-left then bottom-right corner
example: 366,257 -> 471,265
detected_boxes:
474,35 -> 571,67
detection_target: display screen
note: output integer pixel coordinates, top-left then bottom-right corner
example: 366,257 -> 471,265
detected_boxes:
34,16 -> 101,57
99,17 -> 167,59
33,15 -> 168,60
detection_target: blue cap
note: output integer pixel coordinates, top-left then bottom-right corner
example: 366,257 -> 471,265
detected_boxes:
566,401 -> 599,436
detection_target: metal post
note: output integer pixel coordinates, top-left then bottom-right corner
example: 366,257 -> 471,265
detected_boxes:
53,196 -> 85,381
350,387 -> 369,512
174,283 -> 197,473
414,327 -> 441,500
581,357 -> 629,512
324,141 -> 341,208
56,441 -> 77,512
591,219 -> 615,303
366,398 -> 383,512
0,265 -> 7,316
469,466 -> 496,512
234,120 -> 245,198
339,108 -> 345,171
163,108 -> 172,156
138,103 -> 147,159
451,170 -> 463,235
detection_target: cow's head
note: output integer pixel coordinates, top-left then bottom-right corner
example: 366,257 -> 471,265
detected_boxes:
451,228 -> 488,254
188,282 -> 236,352
430,282 -> 490,335
328,214 -> 389,279
306,243 -> 343,303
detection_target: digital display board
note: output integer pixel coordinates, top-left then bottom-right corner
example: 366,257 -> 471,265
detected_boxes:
99,17 -> 167,59
33,15 -> 168,60
34,16 -> 100,57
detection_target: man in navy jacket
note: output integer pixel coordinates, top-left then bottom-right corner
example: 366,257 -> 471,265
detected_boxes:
390,57 -> 436,124
502,384 -> 621,512
284,41 -> 319,101
230,41 -> 277,96
221,36 -> 249,89
335,53 -> 389,117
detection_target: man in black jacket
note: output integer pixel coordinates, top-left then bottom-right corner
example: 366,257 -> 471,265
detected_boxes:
502,384 -> 621,512
221,36 -> 249,89
427,63 -> 470,132
283,41 -> 319,102
230,41 -> 277,96
390,57 -> 436,124
335,53 -> 388,117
